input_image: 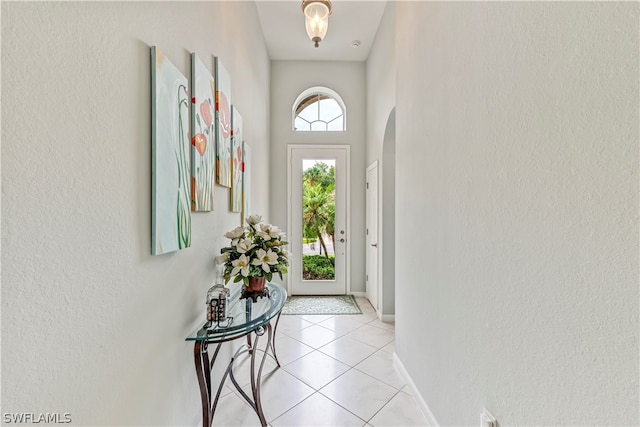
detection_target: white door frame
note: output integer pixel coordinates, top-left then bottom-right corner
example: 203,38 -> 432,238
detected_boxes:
287,144 -> 351,296
366,161 -> 380,311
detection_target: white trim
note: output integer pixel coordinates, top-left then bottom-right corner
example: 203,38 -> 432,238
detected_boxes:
392,352 -> 440,426
287,148 -> 292,296
379,314 -> 395,323
291,86 -> 347,131
287,144 -> 351,296
345,147 -> 351,295
366,161 -> 380,312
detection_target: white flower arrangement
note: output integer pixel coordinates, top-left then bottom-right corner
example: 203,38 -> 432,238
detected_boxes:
216,215 -> 290,286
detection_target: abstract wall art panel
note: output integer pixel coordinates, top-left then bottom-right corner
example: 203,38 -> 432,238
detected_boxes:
230,106 -> 243,212
190,53 -> 215,212
150,46 -> 191,255
214,56 -> 232,188
242,141 -> 251,223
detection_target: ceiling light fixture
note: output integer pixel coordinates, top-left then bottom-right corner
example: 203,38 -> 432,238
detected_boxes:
302,0 -> 332,48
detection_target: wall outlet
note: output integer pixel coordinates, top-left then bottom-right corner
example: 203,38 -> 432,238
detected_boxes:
480,408 -> 497,427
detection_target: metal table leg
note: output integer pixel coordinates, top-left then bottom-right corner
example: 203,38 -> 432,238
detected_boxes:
194,341 -> 211,427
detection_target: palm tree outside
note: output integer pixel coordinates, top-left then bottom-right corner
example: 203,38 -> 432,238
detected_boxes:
302,161 -> 336,280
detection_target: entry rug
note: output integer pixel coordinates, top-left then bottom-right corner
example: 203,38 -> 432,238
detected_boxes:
281,295 -> 362,315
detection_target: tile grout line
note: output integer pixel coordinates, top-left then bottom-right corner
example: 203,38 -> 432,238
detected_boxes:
225,311 -> 401,426
309,355 -> 407,425
363,388 -> 405,426
314,365 -> 381,426
269,389 -> 369,427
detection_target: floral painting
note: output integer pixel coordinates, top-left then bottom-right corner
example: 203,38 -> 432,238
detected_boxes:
242,142 -> 251,224
190,54 -> 215,211
215,57 -> 232,188
230,106 -> 243,212
150,46 -> 191,255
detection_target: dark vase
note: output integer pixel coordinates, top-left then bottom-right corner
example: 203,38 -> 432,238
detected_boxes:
247,277 -> 266,292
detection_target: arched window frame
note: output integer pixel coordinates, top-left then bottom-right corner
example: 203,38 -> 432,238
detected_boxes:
292,86 -> 346,132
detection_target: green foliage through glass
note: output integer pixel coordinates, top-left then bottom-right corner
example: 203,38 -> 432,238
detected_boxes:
302,161 -> 336,281
303,255 -> 335,280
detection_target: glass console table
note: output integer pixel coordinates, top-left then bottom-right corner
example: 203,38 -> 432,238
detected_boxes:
186,282 -> 287,427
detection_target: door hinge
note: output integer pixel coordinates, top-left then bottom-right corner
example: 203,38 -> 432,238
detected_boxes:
366,182 -> 369,189
366,228 -> 369,235
366,274 -> 368,281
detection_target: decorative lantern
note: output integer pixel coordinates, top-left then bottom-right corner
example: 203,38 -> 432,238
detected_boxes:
206,267 -> 230,326
207,284 -> 230,324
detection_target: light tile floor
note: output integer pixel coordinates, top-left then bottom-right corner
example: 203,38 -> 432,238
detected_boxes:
212,297 -> 429,427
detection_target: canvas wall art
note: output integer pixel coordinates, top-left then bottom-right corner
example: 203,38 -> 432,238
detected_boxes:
242,141 -> 251,223
150,46 -> 191,255
190,53 -> 215,211
230,106 -> 243,212
214,56 -> 232,188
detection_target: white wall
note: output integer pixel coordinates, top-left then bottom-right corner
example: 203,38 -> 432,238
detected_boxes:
1,2 -> 270,425
366,1 -> 396,167
380,110 -> 396,317
270,61 -> 367,293
366,2 -> 396,316
394,2 -> 639,424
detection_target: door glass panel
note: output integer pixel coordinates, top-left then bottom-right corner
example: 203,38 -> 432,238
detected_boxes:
302,159 -> 336,282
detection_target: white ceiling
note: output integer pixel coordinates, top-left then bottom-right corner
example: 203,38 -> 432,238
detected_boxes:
255,0 -> 388,61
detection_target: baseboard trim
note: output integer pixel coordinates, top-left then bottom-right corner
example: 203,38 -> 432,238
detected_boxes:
392,352 -> 439,426
349,291 -> 366,297
379,314 -> 395,322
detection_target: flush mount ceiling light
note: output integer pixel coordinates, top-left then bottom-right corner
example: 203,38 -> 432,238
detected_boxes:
302,0 -> 332,48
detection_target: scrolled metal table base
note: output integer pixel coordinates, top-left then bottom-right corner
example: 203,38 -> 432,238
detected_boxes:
193,313 -> 282,427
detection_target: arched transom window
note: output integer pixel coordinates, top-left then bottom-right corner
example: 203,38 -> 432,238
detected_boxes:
292,87 -> 346,132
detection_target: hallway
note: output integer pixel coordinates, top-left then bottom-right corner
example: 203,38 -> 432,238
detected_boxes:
212,298 -> 428,426
2,2 -> 636,424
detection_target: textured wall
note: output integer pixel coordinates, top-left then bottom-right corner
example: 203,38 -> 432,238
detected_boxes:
269,60 -> 367,293
1,2 -> 270,424
394,2 -> 639,424
366,1 -> 396,167
366,2 -> 396,316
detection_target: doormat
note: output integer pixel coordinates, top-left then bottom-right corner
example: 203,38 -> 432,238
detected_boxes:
281,295 -> 362,315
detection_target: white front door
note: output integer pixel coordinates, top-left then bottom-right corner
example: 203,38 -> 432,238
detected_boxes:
288,146 -> 349,295
366,162 -> 379,310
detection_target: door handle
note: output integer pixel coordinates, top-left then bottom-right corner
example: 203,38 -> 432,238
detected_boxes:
371,243 -> 378,248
